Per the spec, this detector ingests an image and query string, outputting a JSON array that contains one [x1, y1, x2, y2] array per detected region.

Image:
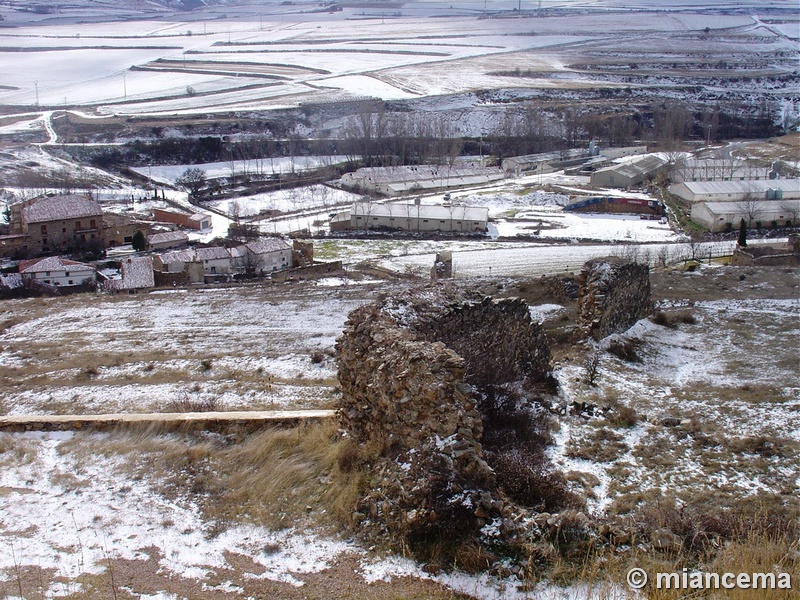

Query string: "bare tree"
[[736, 192, 763, 227], [585, 345, 601, 386], [175, 168, 206, 198], [780, 202, 800, 226]]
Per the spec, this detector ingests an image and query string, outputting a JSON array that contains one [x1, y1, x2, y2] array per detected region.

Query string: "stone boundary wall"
[[270, 261, 344, 282]]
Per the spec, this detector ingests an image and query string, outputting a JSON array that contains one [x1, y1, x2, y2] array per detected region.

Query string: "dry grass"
[[566, 427, 629, 463], [57, 422, 363, 534]]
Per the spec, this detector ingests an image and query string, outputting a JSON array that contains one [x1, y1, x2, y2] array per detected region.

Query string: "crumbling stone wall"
[[577, 257, 652, 339], [335, 286, 552, 552]]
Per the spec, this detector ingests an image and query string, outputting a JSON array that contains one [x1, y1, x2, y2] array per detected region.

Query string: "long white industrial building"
[[331, 202, 489, 233]]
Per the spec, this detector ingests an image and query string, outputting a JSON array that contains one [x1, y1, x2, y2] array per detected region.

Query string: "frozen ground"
[[1, 264, 797, 598]]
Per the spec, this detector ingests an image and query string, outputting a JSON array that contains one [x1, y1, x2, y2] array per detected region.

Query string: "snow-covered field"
[[0, 285, 369, 416], [132, 156, 349, 186], [0, 0, 795, 120]]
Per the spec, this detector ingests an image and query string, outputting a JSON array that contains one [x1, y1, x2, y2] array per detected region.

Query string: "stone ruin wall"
[[335, 287, 552, 540], [577, 257, 652, 340]]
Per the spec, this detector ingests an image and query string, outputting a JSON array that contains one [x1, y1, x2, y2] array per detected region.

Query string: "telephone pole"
[[33, 81, 39, 107]]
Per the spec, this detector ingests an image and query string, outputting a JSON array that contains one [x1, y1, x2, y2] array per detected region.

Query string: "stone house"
[[15, 195, 103, 254], [107, 256, 155, 293]]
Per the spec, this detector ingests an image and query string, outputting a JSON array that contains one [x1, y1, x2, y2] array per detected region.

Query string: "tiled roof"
[[19, 256, 94, 274], [0, 273, 23, 289], [118, 256, 154, 290], [195, 246, 230, 261], [147, 231, 189, 245], [21, 195, 102, 224], [245, 239, 291, 254], [157, 249, 197, 264]]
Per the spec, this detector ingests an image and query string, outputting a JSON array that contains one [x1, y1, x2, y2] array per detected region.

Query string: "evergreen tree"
[[737, 218, 747, 247], [132, 230, 146, 252]]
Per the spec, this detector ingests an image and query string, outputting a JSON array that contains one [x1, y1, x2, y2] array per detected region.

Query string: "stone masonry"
[[335, 285, 551, 550], [577, 257, 652, 340]]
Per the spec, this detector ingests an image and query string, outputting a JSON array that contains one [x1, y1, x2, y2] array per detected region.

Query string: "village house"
[[0, 233, 30, 259], [230, 239, 293, 274], [146, 230, 189, 251], [18, 256, 95, 288], [13, 195, 104, 254], [196, 246, 233, 276], [107, 256, 155, 293], [152, 249, 197, 274]]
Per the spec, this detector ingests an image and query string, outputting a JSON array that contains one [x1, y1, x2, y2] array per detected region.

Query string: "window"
[[90, 219, 96, 229], [68, 280, 74, 285], [62, 228, 67, 233], [423, 219, 429, 223], [65, 271, 70, 276], [41, 225, 47, 234], [45, 271, 51, 276], [75, 221, 82, 230]]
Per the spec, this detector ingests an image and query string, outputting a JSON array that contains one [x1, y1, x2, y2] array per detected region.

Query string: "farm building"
[[670, 158, 772, 183], [501, 146, 647, 177], [691, 199, 800, 232], [340, 165, 504, 196], [564, 196, 663, 216], [153, 208, 213, 230], [337, 202, 489, 233], [13, 195, 103, 254], [669, 179, 800, 204], [18, 256, 95, 288], [590, 154, 668, 188]]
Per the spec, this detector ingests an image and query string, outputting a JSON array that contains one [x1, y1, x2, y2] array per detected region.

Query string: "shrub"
[[607, 338, 641, 363], [651, 309, 697, 328], [605, 402, 639, 428], [310, 351, 325, 364]]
